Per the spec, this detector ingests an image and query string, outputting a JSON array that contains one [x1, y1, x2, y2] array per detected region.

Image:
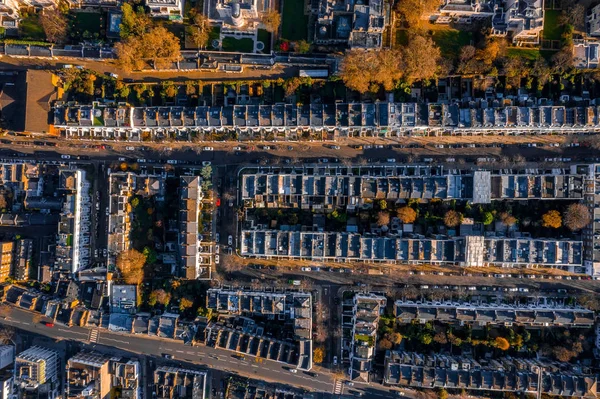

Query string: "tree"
[[391, 332, 403, 345], [563, 203, 591, 231], [444, 210, 462, 228], [482, 211, 494, 225], [433, 331, 448, 344], [377, 211, 390, 226], [179, 297, 194, 312], [0, 194, 7, 210], [437, 388, 449, 399], [541, 210, 562, 229], [294, 40, 311, 53], [402, 33, 441, 84], [0, 326, 14, 344], [495, 337, 510, 351], [396, 0, 441, 27], [160, 82, 178, 100], [261, 10, 281, 33], [39, 8, 68, 44], [378, 199, 388, 210], [116, 249, 146, 285], [189, 14, 210, 49], [115, 81, 131, 99], [553, 346, 576, 362], [201, 165, 213, 180], [313, 347, 324, 363], [499, 212, 517, 227], [116, 26, 181, 71], [397, 206, 417, 224], [339, 49, 403, 93], [120, 3, 151, 39], [378, 337, 393, 350], [419, 333, 433, 345], [551, 49, 573, 74]]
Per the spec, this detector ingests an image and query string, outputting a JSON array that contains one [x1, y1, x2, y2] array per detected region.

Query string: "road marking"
[[251, 365, 258, 368], [102, 337, 129, 344], [88, 329, 99, 343], [333, 380, 343, 395], [176, 350, 184, 353], [58, 329, 87, 337]]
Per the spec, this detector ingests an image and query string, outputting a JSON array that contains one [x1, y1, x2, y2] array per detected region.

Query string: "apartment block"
[[0, 346, 13, 371], [67, 351, 141, 399], [153, 366, 207, 399], [206, 289, 313, 370], [0, 242, 13, 283], [13, 238, 32, 281], [53, 102, 600, 140], [346, 293, 387, 383], [15, 346, 60, 389], [491, 0, 544, 45], [384, 351, 598, 397], [55, 169, 91, 273], [394, 300, 595, 327]]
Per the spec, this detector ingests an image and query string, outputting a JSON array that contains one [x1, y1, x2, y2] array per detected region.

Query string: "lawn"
[[281, 0, 308, 41], [506, 47, 541, 60], [19, 15, 45, 40], [543, 9, 563, 40], [222, 37, 254, 53], [257, 29, 271, 53], [71, 12, 102, 38], [429, 28, 473, 59], [208, 26, 221, 49]]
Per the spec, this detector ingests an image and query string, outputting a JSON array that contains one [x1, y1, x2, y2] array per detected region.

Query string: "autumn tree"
[[397, 206, 417, 224], [433, 331, 448, 344], [396, 0, 441, 27], [542, 210, 562, 229], [116, 249, 147, 285], [495, 337, 510, 351], [444, 210, 462, 228], [377, 211, 390, 226], [499, 212, 517, 227], [378, 337, 393, 350], [402, 33, 441, 84], [116, 26, 181, 71], [294, 40, 311, 53], [391, 332, 402, 345], [0, 194, 7, 210], [313, 347, 324, 363], [179, 297, 194, 312], [189, 14, 210, 49], [551, 49, 573, 74], [437, 388, 449, 399], [532, 57, 552, 90], [261, 10, 281, 33], [339, 49, 403, 93], [149, 289, 171, 306], [39, 8, 68, 44], [0, 326, 14, 344], [563, 203, 591, 231]]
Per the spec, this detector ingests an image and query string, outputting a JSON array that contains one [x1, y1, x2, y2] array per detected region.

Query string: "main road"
[[1, 306, 405, 399]]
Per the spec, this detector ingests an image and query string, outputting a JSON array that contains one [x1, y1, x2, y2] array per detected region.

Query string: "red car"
[[44, 322, 54, 328], [216, 199, 221, 207]]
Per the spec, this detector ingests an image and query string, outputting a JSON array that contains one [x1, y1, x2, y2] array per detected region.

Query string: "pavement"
[[0, 306, 406, 399]]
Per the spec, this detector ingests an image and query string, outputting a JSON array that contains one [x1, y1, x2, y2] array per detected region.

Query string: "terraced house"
[[52, 101, 600, 140]]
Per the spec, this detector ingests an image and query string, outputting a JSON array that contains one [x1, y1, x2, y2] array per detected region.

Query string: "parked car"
[[215, 255, 220, 264], [228, 235, 233, 246], [61, 155, 71, 159], [216, 233, 220, 242], [333, 356, 338, 365], [203, 147, 214, 151], [202, 161, 212, 166], [126, 146, 135, 151]]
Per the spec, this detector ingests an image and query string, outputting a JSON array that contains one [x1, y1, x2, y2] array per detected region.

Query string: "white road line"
[[58, 329, 87, 336], [176, 350, 184, 353], [101, 337, 129, 344], [251, 365, 258, 368]]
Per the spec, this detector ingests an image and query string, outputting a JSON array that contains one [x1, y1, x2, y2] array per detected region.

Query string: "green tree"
[[201, 165, 213, 180], [437, 388, 448, 399], [482, 211, 494, 225], [378, 199, 388, 210], [120, 3, 151, 39], [131, 197, 140, 208], [142, 247, 157, 264], [295, 40, 311, 53]]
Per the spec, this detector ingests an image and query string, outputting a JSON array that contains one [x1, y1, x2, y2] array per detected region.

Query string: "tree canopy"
[[397, 206, 417, 224], [541, 210, 562, 229], [39, 8, 68, 44], [444, 210, 462, 228], [563, 203, 591, 231], [261, 10, 281, 33], [116, 249, 146, 285], [339, 48, 404, 93]]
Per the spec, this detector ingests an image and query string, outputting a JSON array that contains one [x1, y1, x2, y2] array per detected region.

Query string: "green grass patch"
[[19, 15, 45, 40], [66, 235, 73, 247], [395, 29, 409, 47], [281, 0, 308, 41], [257, 29, 271, 53], [543, 10, 563, 41], [208, 26, 221, 49], [71, 12, 102, 37], [507, 47, 541, 61], [222, 36, 254, 53], [430, 28, 473, 59], [93, 116, 104, 126]]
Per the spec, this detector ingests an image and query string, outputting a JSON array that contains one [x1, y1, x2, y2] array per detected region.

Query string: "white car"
[[228, 235, 233, 246], [215, 244, 219, 253], [166, 160, 177, 165], [216, 233, 220, 243], [202, 161, 212, 166], [333, 356, 338, 365], [61, 155, 71, 159], [302, 267, 311, 272], [137, 159, 146, 163], [289, 369, 297, 373], [330, 145, 340, 150], [118, 157, 126, 162], [214, 255, 220, 264], [203, 147, 214, 151], [233, 146, 242, 151], [126, 146, 135, 151]]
